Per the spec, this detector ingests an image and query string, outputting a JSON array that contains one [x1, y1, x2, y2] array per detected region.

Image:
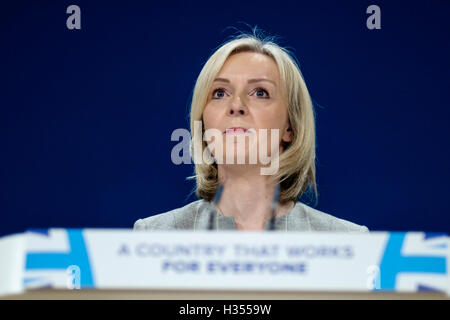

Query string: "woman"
[[134, 30, 369, 232]]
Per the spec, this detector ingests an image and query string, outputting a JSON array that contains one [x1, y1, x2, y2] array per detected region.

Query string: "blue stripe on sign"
[[25, 229, 94, 287], [27, 229, 50, 236], [417, 284, 446, 293], [427, 243, 448, 249], [424, 232, 447, 240], [378, 233, 446, 290]]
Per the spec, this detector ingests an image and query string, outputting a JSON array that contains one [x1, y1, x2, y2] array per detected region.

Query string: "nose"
[[227, 95, 248, 116]]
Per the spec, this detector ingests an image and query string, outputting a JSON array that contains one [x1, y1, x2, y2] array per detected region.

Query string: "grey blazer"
[[133, 199, 369, 232]]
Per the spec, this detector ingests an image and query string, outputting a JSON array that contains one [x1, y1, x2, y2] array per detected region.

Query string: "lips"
[[224, 127, 248, 134]]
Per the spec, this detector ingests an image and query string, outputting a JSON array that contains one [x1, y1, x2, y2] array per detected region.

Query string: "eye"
[[212, 88, 227, 99], [254, 88, 270, 99]]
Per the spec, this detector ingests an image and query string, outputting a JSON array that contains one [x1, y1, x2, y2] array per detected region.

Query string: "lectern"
[[0, 229, 449, 299]]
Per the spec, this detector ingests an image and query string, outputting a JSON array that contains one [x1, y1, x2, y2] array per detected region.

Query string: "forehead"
[[217, 51, 280, 83]]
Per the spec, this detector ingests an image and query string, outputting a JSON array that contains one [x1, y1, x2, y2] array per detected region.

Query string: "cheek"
[[253, 108, 288, 131], [202, 106, 219, 129]]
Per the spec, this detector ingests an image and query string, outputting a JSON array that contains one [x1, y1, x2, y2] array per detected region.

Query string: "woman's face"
[[202, 51, 292, 166]]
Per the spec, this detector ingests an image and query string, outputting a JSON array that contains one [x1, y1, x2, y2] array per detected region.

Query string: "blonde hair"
[[189, 28, 317, 205]]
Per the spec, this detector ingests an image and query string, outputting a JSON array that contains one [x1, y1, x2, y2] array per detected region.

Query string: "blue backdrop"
[[1, 0, 449, 236]]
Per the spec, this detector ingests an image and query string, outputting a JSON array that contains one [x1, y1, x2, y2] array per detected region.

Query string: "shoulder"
[[294, 202, 369, 232], [133, 200, 207, 231]]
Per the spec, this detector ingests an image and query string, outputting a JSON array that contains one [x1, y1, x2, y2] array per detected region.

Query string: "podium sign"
[[1, 229, 449, 297]]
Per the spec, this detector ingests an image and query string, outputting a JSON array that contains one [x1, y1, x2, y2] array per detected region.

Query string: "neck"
[[213, 165, 294, 230]]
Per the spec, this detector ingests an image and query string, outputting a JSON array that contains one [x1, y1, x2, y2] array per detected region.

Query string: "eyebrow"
[[213, 77, 276, 86]]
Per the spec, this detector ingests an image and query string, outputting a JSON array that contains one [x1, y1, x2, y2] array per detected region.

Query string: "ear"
[[282, 126, 292, 143]]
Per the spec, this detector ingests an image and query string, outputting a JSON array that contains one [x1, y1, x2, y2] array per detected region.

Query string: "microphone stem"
[[208, 184, 224, 231], [269, 184, 281, 231]]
